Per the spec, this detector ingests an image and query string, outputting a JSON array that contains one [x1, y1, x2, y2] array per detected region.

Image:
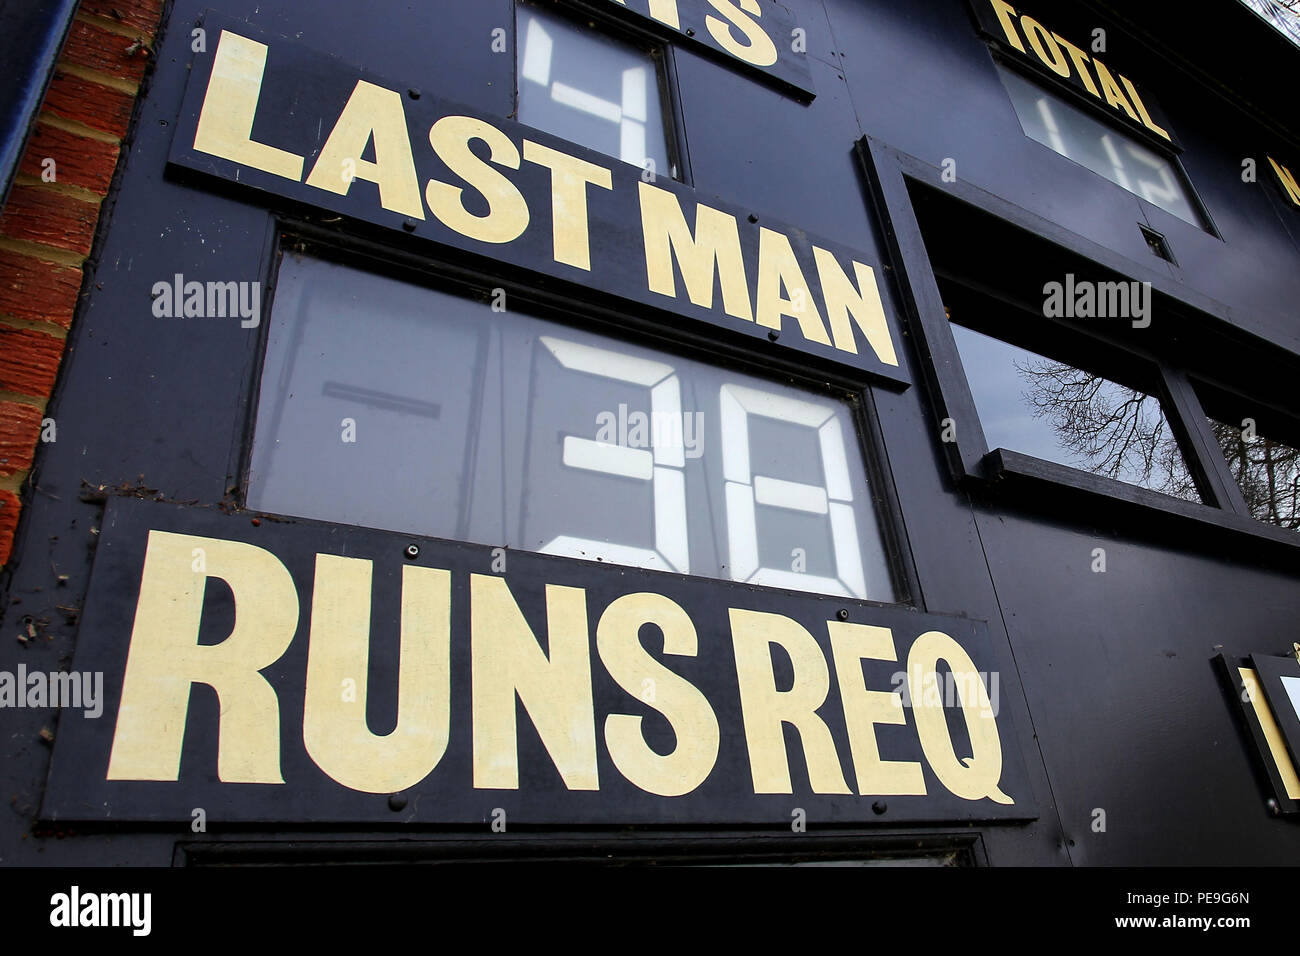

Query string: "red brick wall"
[[0, 0, 165, 566]]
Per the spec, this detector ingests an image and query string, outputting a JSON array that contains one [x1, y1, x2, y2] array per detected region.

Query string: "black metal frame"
[[936, 273, 1218, 503], [858, 134, 1300, 559], [174, 828, 989, 866], [1215, 655, 1300, 817]]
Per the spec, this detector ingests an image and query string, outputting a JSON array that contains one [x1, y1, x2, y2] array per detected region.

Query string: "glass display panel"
[[998, 65, 1204, 228], [248, 254, 898, 602], [518, 3, 672, 177]]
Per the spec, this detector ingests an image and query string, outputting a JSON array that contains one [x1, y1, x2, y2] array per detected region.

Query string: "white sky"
[[1239, 0, 1300, 46]]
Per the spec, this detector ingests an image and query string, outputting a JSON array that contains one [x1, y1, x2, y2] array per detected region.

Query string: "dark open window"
[[859, 136, 1300, 558], [1194, 380, 1300, 531], [943, 286, 1202, 503]]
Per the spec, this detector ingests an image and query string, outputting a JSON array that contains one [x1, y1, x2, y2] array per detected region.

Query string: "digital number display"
[[999, 66, 1204, 228], [248, 255, 898, 602], [517, 3, 672, 176]]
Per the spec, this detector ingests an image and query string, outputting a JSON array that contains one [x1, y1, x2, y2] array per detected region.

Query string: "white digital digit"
[[1100, 134, 1133, 191], [520, 14, 651, 167], [619, 67, 648, 167], [1125, 143, 1188, 217], [1035, 96, 1068, 157], [719, 384, 868, 598], [539, 336, 689, 573], [520, 15, 554, 87]]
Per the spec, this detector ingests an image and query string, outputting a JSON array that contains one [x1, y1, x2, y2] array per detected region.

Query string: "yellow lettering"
[[1020, 16, 1069, 77], [1119, 75, 1171, 141], [193, 31, 304, 180], [302, 557, 450, 794], [988, 0, 1026, 53], [812, 246, 899, 365], [729, 608, 851, 795], [908, 631, 1012, 804], [1268, 157, 1300, 207], [1053, 33, 1100, 97], [426, 116, 531, 244], [609, 0, 683, 31], [1093, 59, 1140, 123], [522, 140, 612, 271], [756, 227, 831, 346], [828, 622, 926, 796], [305, 80, 425, 219], [704, 0, 778, 67], [653, 0, 683, 30], [107, 531, 298, 783], [597, 593, 720, 797], [639, 181, 753, 321], [471, 575, 598, 790]]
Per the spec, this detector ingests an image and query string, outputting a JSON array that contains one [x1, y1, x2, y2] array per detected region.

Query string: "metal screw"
[[686, 28, 695, 36], [767, 329, 780, 342], [837, 609, 849, 621], [747, 213, 759, 223], [408, 88, 421, 100], [405, 544, 420, 560], [872, 801, 887, 815], [403, 219, 418, 232], [1267, 798, 1281, 816], [388, 793, 407, 811]]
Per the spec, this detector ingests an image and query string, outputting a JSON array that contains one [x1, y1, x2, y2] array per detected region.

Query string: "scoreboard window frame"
[[859, 135, 1300, 559], [939, 288, 1207, 506], [1190, 378, 1300, 533], [992, 57, 1216, 235], [238, 225, 922, 609]]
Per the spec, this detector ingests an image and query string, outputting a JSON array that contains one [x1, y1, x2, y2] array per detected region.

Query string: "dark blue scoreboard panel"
[[4, 0, 1300, 867]]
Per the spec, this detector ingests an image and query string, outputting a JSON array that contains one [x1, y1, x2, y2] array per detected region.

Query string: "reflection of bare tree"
[[1210, 421, 1300, 529], [1015, 358, 1200, 501], [1242, 0, 1300, 47], [1017, 358, 1300, 524]]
